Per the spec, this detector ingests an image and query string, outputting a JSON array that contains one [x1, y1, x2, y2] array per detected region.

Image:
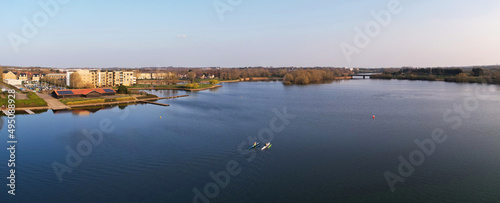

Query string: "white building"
[[4, 79, 22, 86]]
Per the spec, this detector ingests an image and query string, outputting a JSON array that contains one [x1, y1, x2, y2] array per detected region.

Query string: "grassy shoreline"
[[0, 92, 48, 108]]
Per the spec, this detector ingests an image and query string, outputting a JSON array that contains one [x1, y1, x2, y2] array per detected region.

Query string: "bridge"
[[349, 74, 374, 79]]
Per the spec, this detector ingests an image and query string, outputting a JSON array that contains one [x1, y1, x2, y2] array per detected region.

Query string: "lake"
[[2, 79, 500, 202]]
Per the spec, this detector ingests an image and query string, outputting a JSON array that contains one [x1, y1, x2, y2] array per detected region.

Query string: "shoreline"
[[5, 95, 188, 113], [128, 85, 222, 91]]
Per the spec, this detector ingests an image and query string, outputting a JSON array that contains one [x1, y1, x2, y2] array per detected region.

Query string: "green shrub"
[[185, 83, 200, 89], [117, 85, 129, 94], [209, 79, 219, 85]]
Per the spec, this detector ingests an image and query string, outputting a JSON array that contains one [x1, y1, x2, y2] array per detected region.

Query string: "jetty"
[[136, 95, 188, 107], [140, 101, 170, 107], [157, 95, 189, 100]]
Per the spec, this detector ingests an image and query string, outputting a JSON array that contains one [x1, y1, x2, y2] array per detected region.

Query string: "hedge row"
[[115, 97, 137, 101], [66, 99, 105, 105]]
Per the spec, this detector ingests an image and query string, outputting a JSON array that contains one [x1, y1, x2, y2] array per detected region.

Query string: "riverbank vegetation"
[[371, 67, 500, 84], [66, 99, 106, 105], [166, 67, 351, 81], [282, 69, 350, 85]]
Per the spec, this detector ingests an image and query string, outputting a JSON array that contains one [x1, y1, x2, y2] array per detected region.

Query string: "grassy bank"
[[16, 92, 48, 107], [0, 92, 48, 108]]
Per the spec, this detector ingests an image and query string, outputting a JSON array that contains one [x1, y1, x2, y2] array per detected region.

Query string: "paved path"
[[36, 93, 70, 110]]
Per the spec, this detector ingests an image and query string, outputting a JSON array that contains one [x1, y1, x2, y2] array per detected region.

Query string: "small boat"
[[248, 142, 261, 149], [261, 142, 272, 150]]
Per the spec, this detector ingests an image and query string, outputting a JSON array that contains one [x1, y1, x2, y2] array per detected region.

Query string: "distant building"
[[3, 71, 17, 80], [32, 74, 41, 82], [51, 88, 116, 99], [136, 72, 152, 80], [45, 73, 67, 85], [18, 73, 28, 81], [4, 79, 22, 86], [65, 70, 137, 88], [120, 71, 136, 86]]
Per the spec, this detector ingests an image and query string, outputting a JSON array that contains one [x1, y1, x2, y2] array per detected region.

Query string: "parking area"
[[22, 81, 67, 93]]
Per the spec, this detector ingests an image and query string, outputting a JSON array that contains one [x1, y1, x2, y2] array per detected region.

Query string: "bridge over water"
[[349, 73, 376, 79]]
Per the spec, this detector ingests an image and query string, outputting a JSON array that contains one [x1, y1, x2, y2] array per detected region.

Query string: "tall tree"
[[70, 72, 82, 88], [187, 72, 196, 83]]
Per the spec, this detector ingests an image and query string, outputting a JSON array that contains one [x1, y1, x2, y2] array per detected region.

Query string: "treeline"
[[166, 67, 351, 82], [371, 74, 437, 81], [444, 71, 500, 84], [170, 68, 279, 80], [401, 68, 463, 76], [282, 69, 349, 85], [371, 67, 500, 84]]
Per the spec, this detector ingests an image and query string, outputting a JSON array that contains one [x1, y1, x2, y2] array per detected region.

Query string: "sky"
[[1, 0, 499, 68]]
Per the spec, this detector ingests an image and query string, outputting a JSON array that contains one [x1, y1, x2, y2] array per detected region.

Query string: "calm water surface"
[[1, 80, 500, 202]]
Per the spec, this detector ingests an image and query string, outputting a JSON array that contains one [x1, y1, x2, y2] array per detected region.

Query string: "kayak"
[[261, 143, 272, 150], [248, 143, 261, 149]]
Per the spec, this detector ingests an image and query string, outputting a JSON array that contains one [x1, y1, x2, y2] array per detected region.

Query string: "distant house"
[[51, 88, 116, 99], [32, 74, 41, 82], [18, 73, 28, 81], [3, 71, 17, 80]]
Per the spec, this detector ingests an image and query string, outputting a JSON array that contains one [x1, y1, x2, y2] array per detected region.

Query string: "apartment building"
[[120, 71, 136, 86], [45, 73, 67, 85], [67, 70, 136, 88]]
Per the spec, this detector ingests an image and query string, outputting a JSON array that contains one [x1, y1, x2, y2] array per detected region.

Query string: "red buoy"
[[372, 115, 375, 119]]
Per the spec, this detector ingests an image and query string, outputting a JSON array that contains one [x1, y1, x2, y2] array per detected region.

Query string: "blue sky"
[[1, 0, 499, 68]]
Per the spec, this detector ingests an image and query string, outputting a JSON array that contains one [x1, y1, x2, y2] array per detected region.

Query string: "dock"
[[140, 101, 170, 107], [25, 109, 35, 114], [157, 95, 189, 100]]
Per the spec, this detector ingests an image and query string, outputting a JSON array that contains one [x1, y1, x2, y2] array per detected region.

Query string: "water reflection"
[[53, 106, 117, 116]]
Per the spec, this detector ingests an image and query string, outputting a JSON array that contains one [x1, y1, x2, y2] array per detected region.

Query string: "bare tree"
[[187, 72, 196, 83], [70, 72, 82, 88]]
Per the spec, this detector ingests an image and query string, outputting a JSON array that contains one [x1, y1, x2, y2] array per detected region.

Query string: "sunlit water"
[[1, 80, 500, 202]]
